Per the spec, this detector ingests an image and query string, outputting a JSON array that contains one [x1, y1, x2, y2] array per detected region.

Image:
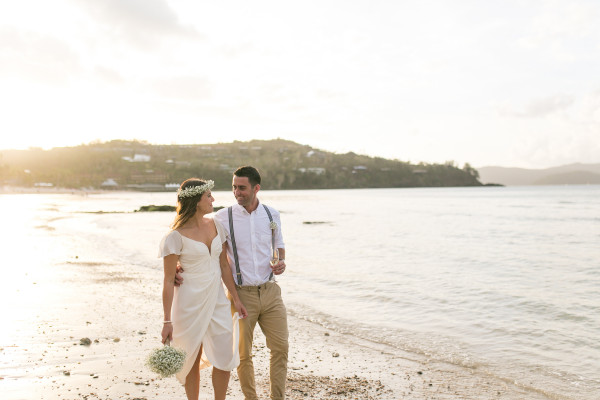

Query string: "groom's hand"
[[271, 260, 286, 275], [174, 264, 184, 286]]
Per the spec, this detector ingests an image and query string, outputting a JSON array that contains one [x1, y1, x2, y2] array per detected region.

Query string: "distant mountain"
[[0, 139, 483, 190], [477, 163, 600, 186]]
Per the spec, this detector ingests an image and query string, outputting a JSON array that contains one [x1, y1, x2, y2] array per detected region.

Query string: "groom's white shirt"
[[214, 200, 284, 286]]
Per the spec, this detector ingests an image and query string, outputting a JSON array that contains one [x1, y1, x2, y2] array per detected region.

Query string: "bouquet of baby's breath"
[[146, 342, 186, 377]]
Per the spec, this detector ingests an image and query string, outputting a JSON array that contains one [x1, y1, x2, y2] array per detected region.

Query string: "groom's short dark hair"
[[234, 166, 261, 186]]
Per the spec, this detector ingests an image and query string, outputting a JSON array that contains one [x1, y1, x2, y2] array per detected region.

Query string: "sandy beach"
[[1, 252, 554, 400]]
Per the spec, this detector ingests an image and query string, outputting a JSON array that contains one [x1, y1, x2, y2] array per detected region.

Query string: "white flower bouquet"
[[146, 343, 186, 377]]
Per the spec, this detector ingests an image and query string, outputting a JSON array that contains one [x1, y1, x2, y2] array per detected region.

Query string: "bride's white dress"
[[158, 220, 239, 384]]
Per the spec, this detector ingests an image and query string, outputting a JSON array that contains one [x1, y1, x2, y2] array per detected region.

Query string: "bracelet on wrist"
[[163, 321, 172, 324]]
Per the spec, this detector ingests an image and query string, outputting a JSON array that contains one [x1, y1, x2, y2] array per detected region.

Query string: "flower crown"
[[177, 180, 214, 199]]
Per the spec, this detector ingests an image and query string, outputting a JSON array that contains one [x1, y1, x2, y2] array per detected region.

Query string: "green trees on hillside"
[[1, 139, 482, 190]]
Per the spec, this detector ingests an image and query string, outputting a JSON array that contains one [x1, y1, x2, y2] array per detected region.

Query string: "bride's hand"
[[161, 323, 173, 344], [234, 300, 248, 319]]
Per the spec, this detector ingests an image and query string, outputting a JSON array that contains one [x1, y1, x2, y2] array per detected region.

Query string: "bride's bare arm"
[[162, 254, 178, 343]]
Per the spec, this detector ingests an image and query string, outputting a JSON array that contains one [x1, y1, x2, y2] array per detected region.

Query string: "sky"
[[1, 0, 599, 168]]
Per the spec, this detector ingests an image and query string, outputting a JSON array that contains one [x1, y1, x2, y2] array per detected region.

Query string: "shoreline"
[[1, 255, 557, 400], [0, 186, 107, 195]]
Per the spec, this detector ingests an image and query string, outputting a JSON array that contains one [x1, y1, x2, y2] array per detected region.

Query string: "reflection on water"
[[0, 195, 74, 348]]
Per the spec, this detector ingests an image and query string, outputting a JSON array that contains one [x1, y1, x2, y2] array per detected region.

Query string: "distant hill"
[[0, 139, 482, 190], [477, 163, 600, 186]]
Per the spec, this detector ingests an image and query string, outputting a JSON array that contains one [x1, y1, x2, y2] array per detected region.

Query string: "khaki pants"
[[229, 281, 288, 400]]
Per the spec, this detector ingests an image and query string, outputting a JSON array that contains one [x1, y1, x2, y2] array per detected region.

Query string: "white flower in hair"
[[177, 180, 214, 198]]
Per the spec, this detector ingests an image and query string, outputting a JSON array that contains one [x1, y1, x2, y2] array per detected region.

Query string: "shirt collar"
[[234, 198, 261, 215]]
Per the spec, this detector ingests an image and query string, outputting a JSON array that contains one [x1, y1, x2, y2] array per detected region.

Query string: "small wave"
[[553, 311, 591, 322], [94, 276, 137, 283], [34, 225, 55, 231], [46, 216, 67, 222], [76, 210, 127, 214], [64, 261, 116, 267], [287, 304, 481, 368], [287, 304, 595, 400]]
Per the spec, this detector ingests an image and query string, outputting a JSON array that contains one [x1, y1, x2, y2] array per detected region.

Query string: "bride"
[[159, 178, 247, 400]]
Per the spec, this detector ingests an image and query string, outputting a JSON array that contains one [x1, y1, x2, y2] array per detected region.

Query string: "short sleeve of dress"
[[158, 230, 183, 258], [214, 219, 227, 245]]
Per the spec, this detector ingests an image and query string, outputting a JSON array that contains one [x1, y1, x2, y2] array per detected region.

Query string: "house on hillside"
[[122, 154, 151, 162], [298, 167, 326, 175], [101, 178, 118, 188]]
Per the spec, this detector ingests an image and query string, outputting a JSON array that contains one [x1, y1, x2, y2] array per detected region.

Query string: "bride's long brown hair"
[[171, 178, 209, 230]]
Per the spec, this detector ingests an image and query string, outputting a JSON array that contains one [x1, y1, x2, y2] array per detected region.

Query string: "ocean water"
[[1, 185, 598, 399]]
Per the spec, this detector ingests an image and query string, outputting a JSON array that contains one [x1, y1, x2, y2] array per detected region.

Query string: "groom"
[[214, 166, 288, 400]]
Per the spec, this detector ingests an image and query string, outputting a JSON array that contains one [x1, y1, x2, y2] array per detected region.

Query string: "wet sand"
[[1, 257, 553, 399]]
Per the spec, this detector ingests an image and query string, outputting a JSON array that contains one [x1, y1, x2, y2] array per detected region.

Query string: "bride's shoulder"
[[210, 217, 224, 229], [162, 229, 182, 241]]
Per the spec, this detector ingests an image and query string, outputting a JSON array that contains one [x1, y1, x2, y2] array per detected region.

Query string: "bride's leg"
[[184, 345, 203, 400], [212, 367, 231, 400]]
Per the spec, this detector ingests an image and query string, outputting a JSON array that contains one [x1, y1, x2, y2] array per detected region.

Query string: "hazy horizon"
[[1, 1, 599, 169]]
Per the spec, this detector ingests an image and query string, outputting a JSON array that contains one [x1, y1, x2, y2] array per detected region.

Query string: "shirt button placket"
[[250, 211, 258, 282]]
